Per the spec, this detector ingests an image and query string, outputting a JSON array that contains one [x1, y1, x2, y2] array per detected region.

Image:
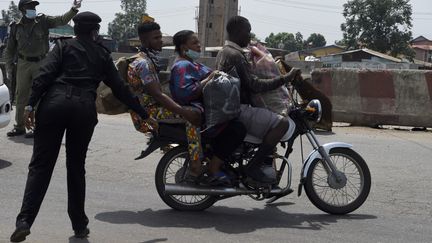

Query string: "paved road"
[[0, 113, 431, 243]]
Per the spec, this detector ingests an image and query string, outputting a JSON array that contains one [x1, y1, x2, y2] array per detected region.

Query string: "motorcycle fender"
[[301, 142, 352, 178]]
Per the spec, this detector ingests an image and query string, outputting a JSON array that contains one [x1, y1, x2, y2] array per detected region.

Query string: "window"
[[208, 22, 212, 28]]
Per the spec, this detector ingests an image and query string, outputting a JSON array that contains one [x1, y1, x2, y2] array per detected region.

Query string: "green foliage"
[[306, 33, 326, 48], [108, 0, 147, 44], [265, 32, 327, 51], [340, 0, 414, 58], [334, 39, 347, 47], [265, 32, 304, 51], [1, 1, 21, 25], [250, 32, 260, 42]]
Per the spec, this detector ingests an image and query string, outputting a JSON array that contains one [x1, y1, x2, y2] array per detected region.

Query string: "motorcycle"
[[137, 91, 371, 215]]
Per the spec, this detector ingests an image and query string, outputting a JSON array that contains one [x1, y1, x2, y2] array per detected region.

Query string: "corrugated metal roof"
[[299, 44, 345, 53], [412, 45, 432, 51], [325, 48, 402, 63]]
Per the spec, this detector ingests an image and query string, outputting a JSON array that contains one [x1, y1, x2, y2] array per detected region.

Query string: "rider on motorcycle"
[[126, 20, 204, 177], [170, 30, 247, 185], [216, 16, 301, 184]]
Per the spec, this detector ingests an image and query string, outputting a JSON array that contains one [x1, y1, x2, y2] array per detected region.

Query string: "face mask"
[[185, 49, 200, 60], [25, 10, 37, 19]]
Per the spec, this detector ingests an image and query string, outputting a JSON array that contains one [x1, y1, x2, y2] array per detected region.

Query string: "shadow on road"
[[7, 136, 34, 146], [68, 236, 90, 243], [0, 159, 12, 169], [140, 239, 168, 243], [95, 205, 376, 234], [314, 130, 335, 136]]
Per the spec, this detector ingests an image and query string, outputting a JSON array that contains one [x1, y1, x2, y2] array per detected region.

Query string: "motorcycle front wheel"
[[304, 147, 371, 214], [155, 146, 217, 211]]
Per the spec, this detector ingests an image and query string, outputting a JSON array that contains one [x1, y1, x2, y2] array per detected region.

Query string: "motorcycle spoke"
[[312, 153, 364, 207], [164, 151, 212, 206]]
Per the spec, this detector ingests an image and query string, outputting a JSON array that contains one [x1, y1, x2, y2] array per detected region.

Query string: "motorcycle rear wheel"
[[155, 146, 217, 211], [304, 147, 371, 214]]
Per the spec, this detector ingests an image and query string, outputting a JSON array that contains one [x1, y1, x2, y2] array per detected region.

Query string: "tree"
[[305, 33, 326, 48], [334, 39, 347, 47], [1, 1, 21, 25], [250, 32, 260, 42], [340, 0, 414, 58], [108, 0, 147, 44], [265, 32, 304, 52]]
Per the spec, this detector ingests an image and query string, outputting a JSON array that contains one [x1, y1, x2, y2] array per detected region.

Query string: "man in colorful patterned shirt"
[[127, 20, 204, 178]]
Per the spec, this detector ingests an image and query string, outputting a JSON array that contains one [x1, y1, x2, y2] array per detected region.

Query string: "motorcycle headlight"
[[305, 99, 322, 123]]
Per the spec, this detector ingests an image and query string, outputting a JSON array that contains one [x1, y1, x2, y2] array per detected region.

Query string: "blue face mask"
[[25, 10, 37, 19], [185, 49, 200, 60]]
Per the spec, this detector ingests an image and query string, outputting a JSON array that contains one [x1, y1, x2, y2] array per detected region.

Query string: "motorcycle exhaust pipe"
[[164, 183, 283, 196]]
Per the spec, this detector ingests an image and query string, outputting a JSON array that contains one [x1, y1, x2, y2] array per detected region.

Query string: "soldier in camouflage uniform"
[[4, 0, 82, 138]]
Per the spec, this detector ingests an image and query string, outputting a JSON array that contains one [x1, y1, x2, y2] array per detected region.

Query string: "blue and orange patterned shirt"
[[169, 59, 212, 107]]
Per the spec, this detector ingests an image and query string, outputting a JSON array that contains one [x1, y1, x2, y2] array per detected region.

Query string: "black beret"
[[73, 11, 102, 25]]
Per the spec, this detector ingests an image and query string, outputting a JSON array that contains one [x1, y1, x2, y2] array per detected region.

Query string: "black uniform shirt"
[[28, 37, 149, 119]]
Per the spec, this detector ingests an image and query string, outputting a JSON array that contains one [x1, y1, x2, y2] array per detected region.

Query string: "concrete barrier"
[[310, 68, 432, 127]]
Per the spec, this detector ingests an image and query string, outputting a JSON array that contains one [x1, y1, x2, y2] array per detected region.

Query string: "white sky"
[[1, 0, 431, 44]]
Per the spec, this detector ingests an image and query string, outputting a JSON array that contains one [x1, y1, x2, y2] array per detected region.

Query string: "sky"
[[1, 0, 431, 44]]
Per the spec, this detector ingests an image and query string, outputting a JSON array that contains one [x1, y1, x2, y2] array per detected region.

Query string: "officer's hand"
[[182, 108, 202, 127], [283, 67, 302, 84], [24, 110, 35, 130], [144, 117, 158, 134], [72, 0, 82, 9], [201, 71, 216, 86]]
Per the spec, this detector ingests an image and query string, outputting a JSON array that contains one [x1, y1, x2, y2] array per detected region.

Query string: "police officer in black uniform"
[[10, 12, 157, 242]]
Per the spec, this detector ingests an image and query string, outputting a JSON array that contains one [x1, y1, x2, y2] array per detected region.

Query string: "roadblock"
[[310, 68, 432, 127]]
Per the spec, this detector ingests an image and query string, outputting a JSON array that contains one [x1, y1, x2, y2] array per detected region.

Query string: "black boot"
[[10, 221, 31, 242], [245, 156, 276, 184], [74, 228, 90, 238], [7, 128, 26, 137]]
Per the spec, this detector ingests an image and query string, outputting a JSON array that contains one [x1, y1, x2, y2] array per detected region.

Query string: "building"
[[410, 36, 432, 63], [127, 34, 173, 48], [198, 0, 238, 48], [320, 48, 418, 69], [49, 24, 74, 38], [286, 45, 345, 61]]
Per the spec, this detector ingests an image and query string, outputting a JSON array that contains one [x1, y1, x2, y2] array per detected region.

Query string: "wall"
[[310, 68, 432, 127]]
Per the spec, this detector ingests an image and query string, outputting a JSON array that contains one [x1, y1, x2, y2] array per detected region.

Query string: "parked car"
[[0, 67, 11, 128]]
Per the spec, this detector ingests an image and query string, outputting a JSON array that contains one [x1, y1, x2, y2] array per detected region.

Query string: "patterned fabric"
[[169, 59, 212, 107], [127, 51, 203, 162], [129, 106, 202, 162]]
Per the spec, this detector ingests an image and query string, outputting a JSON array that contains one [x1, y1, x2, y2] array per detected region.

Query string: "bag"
[[203, 71, 241, 128], [95, 54, 140, 115], [249, 44, 292, 116]]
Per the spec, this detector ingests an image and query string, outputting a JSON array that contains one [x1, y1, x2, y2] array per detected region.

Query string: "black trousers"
[[211, 120, 247, 161], [16, 87, 98, 231]]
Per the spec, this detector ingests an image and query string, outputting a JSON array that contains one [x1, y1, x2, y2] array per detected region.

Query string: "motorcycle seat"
[[244, 116, 296, 144]]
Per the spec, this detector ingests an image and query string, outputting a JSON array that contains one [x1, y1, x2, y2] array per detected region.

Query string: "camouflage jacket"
[[4, 8, 78, 74]]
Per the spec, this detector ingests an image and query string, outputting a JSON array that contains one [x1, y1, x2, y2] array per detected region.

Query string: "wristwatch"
[[24, 105, 33, 112]]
